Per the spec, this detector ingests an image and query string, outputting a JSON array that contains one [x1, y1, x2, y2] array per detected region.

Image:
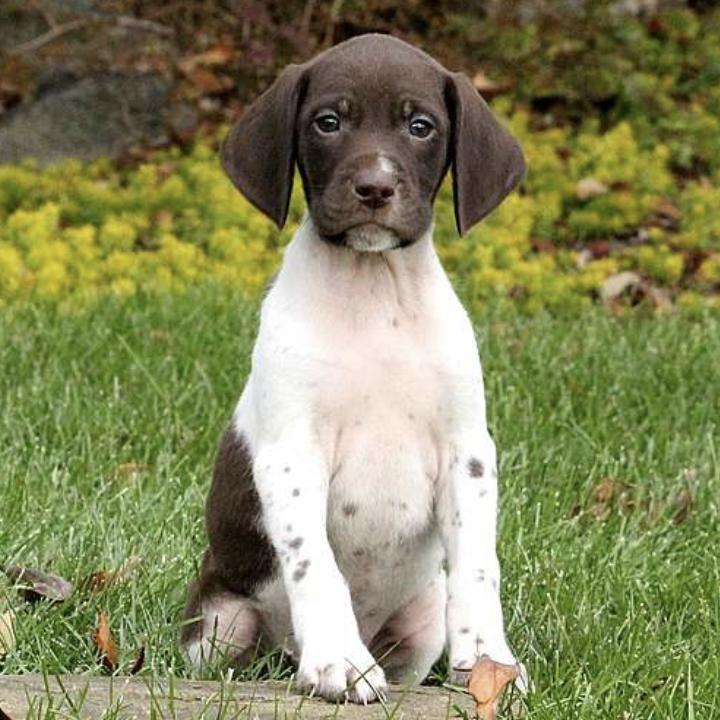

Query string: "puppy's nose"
[[353, 166, 398, 208]]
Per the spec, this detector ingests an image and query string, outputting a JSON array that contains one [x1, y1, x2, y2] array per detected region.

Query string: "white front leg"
[[253, 432, 387, 703], [437, 428, 518, 682]]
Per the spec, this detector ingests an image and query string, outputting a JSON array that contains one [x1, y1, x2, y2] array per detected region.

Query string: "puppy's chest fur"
[[240, 222, 483, 602]]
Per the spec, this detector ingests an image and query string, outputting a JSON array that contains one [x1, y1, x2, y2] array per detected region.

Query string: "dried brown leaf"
[[185, 67, 232, 94], [3, 565, 72, 603], [93, 610, 119, 673], [178, 46, 234, 74], [591, 477, 632, 519], [655, 198, 681, 222], [671, 486, 695, 525], [85, 556, 143, 592], [0, 610, 16, 658], [468, 655, 519, 720]]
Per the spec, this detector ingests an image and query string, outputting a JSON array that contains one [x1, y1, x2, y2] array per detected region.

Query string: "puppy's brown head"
[[222, 34, 525, 250]]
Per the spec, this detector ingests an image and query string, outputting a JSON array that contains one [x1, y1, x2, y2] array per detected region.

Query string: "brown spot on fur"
[[468, 458, 484, 478], [343, 502, 358, 517], [182, 428, 277, 646], [293, 559, 311, 582]]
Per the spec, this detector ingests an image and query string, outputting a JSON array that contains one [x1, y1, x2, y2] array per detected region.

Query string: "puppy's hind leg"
[[181, 558, 261, 669]]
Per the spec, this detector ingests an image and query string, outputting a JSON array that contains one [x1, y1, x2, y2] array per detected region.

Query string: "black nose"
[[353, 166, 398, 208]]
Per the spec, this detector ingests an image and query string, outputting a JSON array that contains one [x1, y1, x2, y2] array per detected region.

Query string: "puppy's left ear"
[[221, 64, 307, 228], [445, 72, 526, 235]]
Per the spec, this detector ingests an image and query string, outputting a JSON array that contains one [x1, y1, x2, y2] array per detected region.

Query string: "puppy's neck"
[[294, 214, 437, 280], [273, 216, 444, 326]]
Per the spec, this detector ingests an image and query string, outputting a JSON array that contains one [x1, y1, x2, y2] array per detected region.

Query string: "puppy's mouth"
[[324, 223, 414, 253]]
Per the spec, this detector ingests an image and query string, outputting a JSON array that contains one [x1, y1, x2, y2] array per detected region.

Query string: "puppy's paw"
[[297, 645, 387, 704]]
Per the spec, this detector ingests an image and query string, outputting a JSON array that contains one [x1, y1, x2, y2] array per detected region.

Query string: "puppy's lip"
[[322, 221, 411, 246]]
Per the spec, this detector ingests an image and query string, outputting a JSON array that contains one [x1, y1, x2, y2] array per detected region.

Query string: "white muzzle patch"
[[345, 224, 400, 252]]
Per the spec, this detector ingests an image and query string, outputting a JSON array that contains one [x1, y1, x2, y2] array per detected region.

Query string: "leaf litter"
[[3, 565, 72, 603], [468, 655, 521, 720]]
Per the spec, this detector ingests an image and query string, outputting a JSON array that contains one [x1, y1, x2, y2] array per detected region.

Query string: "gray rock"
[[0, 73, 171, 165], [0, 674, 475, 719]]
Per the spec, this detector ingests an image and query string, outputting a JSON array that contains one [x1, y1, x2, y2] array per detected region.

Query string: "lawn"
[[1, 289, 718, 718]]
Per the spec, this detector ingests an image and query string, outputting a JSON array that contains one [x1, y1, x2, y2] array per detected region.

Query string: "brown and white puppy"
[[182, 33, 526, 703]]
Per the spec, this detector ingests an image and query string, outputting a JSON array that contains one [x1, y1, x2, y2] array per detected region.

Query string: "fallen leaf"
[[576, 177, 609, 200], [129, 645, 146, 675], [671, 486, 695, 525], [599, 271, 642, 303], [590, 477, 635, 520], [468, 655, 520, 720], [178, 46, 235, 75], [93, 610, 119, 673], [586, 239, 611, 258], [3, 565, 72, 603], [472, 71, 514, 99], [85, 556, 143, 591], [655, 198, 681, 223], [531, 238, 556, 253], [0, 610, 16, 658], [185, 67, 233, 94]]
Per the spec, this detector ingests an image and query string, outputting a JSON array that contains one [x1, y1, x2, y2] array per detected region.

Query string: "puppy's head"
[[222, 34, 525, 251]]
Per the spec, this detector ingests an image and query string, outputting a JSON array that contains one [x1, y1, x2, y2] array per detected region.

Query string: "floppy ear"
[[221, 64, 307, 228], [445, 72, 526, 235]]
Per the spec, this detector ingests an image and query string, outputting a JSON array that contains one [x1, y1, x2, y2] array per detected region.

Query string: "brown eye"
[[409, 116, 434, 139], [315, 113, 341, 133]]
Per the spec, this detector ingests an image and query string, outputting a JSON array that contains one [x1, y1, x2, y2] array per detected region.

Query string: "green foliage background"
[[1, 3, 720, 313]]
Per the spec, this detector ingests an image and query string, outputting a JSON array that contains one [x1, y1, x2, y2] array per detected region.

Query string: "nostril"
[[355, 183, 375, 199], [379, 185, 395, 199]]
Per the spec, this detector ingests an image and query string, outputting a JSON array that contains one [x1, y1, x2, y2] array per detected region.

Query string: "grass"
[[0, 288, 718, 718]]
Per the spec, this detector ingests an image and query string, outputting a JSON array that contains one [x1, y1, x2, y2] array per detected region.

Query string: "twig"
[[322, 0, 344, 48], [9, 12, 173, 55], [300, 0, 318, 36], [115, 16, 174, 36], [10, 18, 87, 54]]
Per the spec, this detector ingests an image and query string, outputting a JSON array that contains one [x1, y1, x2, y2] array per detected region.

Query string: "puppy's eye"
[[408, 116, 435, 139], [314, 113, 341, 134]]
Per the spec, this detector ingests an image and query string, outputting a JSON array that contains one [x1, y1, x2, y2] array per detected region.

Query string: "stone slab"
[[0, 674, 475, 719]]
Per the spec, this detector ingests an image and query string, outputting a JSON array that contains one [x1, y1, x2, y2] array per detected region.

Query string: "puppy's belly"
[[328, 421, 444, 635]]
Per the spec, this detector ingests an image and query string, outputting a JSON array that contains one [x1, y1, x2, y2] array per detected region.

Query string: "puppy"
[[182, 33, 526, 704]]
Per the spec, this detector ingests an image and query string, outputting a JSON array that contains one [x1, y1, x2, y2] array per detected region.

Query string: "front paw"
[[297, 643, 387, 704]]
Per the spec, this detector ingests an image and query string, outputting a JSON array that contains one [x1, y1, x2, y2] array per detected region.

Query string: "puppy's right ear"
[[221, 64, 307, 228]]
